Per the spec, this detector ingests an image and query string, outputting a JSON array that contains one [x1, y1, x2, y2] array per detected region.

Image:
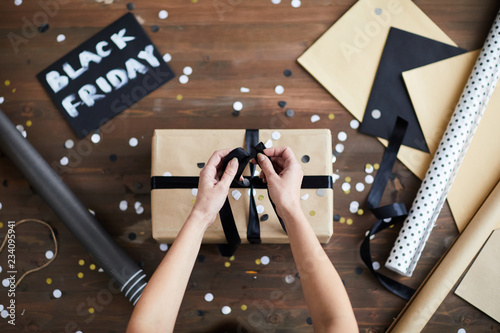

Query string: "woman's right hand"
[[256, 147, 304, 217]]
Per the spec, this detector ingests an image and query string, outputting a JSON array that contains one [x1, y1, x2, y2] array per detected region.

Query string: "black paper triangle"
[[359, 27, 466, 152]]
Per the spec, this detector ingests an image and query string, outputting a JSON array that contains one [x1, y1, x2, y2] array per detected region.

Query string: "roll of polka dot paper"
[[385, 11, 500, 277]]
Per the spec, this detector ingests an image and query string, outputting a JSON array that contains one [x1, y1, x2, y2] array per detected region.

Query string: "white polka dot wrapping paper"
[[385, 10, 500, 277]]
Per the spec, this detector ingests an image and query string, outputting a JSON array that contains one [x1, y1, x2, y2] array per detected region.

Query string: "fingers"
[[257, 153, 278, 180], [263, 146, 296, 160], [218, 158, 239, 189], [205, 148, 233, 169]]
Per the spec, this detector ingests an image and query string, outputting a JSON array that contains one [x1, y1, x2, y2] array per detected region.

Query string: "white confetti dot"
[[1, 310, 7, 318], [163, 171, 172, 176], [53, 289, 62, 298], [119, 200, 128, 211], [191, 188, 198, 196], [372, 261, 380, 270], [341, 182, 351, 192], [89, 208, 95, 216], [2, 279, 9, 287], [350, 119, 360, 129], [233, 101, 243, 111], [310, 115, 320, 123], [371, 109, 381, 119], [264, 139, 272, 148], [335, 143, 344, 153], [332, 155, 336, 163], [129, 137, 138, 147], [0, 97, 4, 104], [21, 130, 27, 138], [0, 266, 2, 273], [355, 182, 365, 192], [383, 218, 392, 223], [232, 190, 242, 201], [64, 139, 74, 149], [316, 188, 325, 197], [14, 0, 22, 5], [332, 173, 340, 183], [98, 268, 104, 272], [56, 34, 66, 42], [256, 205, 264, 214], [159, 243, 168, 251], [60, 156, 69, 166], [221, 306, 232, 315], [136, 206, 144, 215], [271, 131, 281, 140], [158, 10, 168, 19], [274, 85, 284, 95], [240, 87, 250, 93], [365, 164, 374, 173], [45, 250, 54, 260], [0, 304, 3, 311], [91, 133, 101, 144], [204, 293, 214, 302], [163, 53, 172, 62], [179, 75, 189, 84], [134, 201, 142, 210], [291, 0, 301, 7], [271, 0, 281, 4], [247, 188, 256, 197], [285, 274, 295, 284], [183, 66, 193, 75], [300, 193, 309, 200], [337, 131, 347, 141], [349, 201, 359, 213], [365, 175, 374, 184], [457, 329, 466, 333], [0, 202, 2, 210], [260, 256, 270, 265], [16, 124, 24, 132]]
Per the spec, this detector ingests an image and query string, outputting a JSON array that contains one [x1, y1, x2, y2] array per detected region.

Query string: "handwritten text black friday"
[[45, 28, 162, 118]]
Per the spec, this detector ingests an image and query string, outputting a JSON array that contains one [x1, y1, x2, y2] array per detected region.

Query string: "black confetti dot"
[[306, 317, 313, 325], [260, 214, 269, 222], [197, 254, 205, 263], [127, 2, 135, 10], [136, 182, 143, 189], [151, 25, 159, 33], [285, 109, 294, 117], [3, 179, 8, 187], [283, 69, 292, 77], [136, 260, 145, 268], [38, 23, 49, 33], [128, 232, 137, 240], [197, 163, 205, 168], [355, 267, 363, 275], [278, 101, 287, 108], [333, 214, 340, 221], [109, 154, 117, 162], [301, 155, 310, 163], [231, 110, 240, 117], [196, 310, 205, 316]]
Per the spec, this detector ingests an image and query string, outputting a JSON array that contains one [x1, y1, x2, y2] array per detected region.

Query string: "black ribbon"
[[360, 117, 416, 300]]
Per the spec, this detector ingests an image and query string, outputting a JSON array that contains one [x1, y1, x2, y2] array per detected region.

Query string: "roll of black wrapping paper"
[[0, 109, 146, 305]]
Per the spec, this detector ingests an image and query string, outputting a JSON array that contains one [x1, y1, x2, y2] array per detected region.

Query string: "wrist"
[[277, 203, 303, 222], [187, 208, 215, 231]]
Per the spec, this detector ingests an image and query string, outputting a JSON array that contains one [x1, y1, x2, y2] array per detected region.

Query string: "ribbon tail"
[[218, 197, 241, 257]]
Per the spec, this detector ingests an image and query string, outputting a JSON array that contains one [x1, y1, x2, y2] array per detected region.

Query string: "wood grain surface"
[[0, 0, 499, 332]]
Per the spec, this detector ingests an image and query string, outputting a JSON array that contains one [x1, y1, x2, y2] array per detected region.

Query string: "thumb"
[[218, 158, 238, 189], [257, 153, 277, 180]]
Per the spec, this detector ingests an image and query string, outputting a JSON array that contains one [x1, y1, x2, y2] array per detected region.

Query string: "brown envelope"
[[402, 51, 500, 231], [151, 129, 334, 244], [455, 228, 500, 323]]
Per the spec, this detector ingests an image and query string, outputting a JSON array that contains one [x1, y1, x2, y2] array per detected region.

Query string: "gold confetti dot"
[[328, 113, 335, 120], [78, 272, 84, 279], [309, 210, 316, 216], [12, 88, 16, 93], [46, 278, 52, 285], [241, 304, 247, 311], [346, 218, 353, 225], [78, 259, 85, 266], [345, 176, 351, 182], [88, 307, 95, 314], [389, 224, 394, 228], [255, 259, 261, 265], [258, 195, 264, 201], [192, 0, 198, 3], [26, 120, 32, 127], [245, 270, 257, 274], [224, 262, 231, 268], [229, 255, 235, 261], [0, 222, 3, 228], [374, 163, 380, 170], [357, 209, 364, 215], [4, 80, 10, 86], [176, 94, 183, 101], [339, 217, 345, 224], [192, 198, 196, 205], [345, 190, 350, 195], [89, 264, 96, 270]]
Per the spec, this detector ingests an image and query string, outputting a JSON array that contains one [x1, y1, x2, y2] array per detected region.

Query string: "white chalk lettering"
[[62, 94, 81, 117], [110, 28, 135, 50], [78, 84, 105, 107], [137, 45, 160, 67], [46, 70, 69, 93]]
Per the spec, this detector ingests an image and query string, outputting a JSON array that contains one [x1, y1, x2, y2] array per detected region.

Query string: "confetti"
[[350, 119, 360, 129], [309, 210, 316, 216], [306, 317, 313, 325], [204, 293, 214, 302], [255, 258, 261, 265], [346, 218, 353, 225], [0, 97, 4, 104], [337, 131, 347, 141], [260, 214, 269, 221], [91, 133, 101, 144], [349, 201, 359, 214], [271, 131, 281, 140], [119, 200, 128, 211], [233, 101, 243, 111], [126, 2, 135, 10], [256, 205, 265, 214], [56, 34, 66, 42], [264, 139, 272, 148], [457, 329, 466, 333], [158, 10, 168, 19], [163, 171, 172, 176], [64, 139, 74, 149], [241, 304, 248, 311], [14, 0, 22, 5], [88, 307, 95, 314], [316, 189, 325, 197], [260, 256, 270, 265], [310, 114, 320, 123], [257, 195, 264, 201], [26, 120, 32, 127], [301, 155, 310, 163], [45, 250, 54, 260], [179, 75, 189, 84], [60, 157, 69, 166], [365, 163, 374, 173], [291, 0, 301, 8], [89, 264, 96, 270], [240, 87, 250, 93], [328, 113, 335, 120], [191, 188, 198, 196], [229, 255, 235, 261], [285, 274, 295, 284], [176, 94, 183, 101], [129, 137, 138, 147], [151, 25, 159, 33], [38, 23, 50, 33], [4, 80, 10, 86], [371, 109, 381, 119], [78, 259, 85, 266], [2, 279, 9, 287], [300, 193, 309, 200], [183, 66, 193, 75], [224, 262, 231, 267], [221, 306, 232, 315], [271, 0, 281, 4], [285, 109, 295, 117], [365, 175, 374, 184], [357, 209, 364, 215], [163, 53, 172, 62], [232, 190, 242, 200], [332, 155, 337, 163], [159, 243, 168, 251], [341, 182, 351, 192], [335, 143, 344, 153], [274, 85, 284, 95], [53, 289, 62, 298], [355, 182, 365, 192], [1, 310, 8, 318], [278, 101, 286, 108], [78, 272, 84, 279], [374, 163, 380, 170]]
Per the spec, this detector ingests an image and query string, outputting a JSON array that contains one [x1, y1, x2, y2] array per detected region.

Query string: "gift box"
[[151, 129, 334, 244]]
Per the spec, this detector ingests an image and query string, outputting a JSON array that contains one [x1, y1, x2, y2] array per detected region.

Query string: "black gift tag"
[[37, 13, 175, 138]]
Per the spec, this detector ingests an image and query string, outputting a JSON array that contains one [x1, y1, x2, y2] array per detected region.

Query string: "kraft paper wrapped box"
[[151, 129, 334, 244]]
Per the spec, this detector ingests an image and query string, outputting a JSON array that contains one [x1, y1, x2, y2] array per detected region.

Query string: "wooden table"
[[0, 0, 498, 332]]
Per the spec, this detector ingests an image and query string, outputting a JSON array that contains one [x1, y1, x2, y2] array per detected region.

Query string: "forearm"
[[282, 208, 357, 332], [127, 210, 209, 333]]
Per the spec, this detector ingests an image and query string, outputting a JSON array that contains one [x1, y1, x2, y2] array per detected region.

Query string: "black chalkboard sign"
[[37, 13, 174, 138]]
